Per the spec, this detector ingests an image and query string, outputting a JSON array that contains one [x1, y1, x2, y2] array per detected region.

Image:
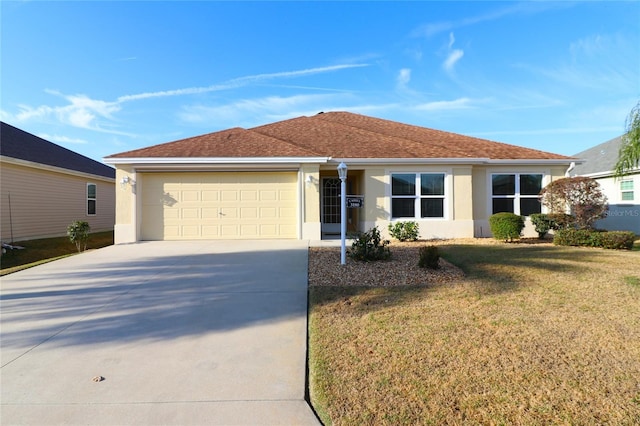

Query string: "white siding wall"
[[594, 173, 640, 234], [0, 161, 115, 242]]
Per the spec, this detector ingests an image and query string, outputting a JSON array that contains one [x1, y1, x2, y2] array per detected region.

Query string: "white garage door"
[[141, 172, 298, 240]]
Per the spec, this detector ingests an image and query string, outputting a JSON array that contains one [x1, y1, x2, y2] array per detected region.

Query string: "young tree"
[[614, 101, 640, 177], [539, 177, 608, 229], [67, 220, 91, 253]]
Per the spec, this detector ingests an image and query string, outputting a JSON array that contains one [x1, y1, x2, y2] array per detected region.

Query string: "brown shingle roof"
[[2, 122, 115, 178], [106, 112, 572, 161], [107, 127, 321, 158]]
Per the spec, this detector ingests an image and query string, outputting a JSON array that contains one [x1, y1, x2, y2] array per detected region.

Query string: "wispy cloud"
[[443, 33, 464, 74], [396, 68, 412, 90], [515, 33, 637, 93], [117, 64, 369, 102], [179, 93, 345, 126], [415, 97, 473, 111], [4, 63, 370, 134], [7, 90, 128, 136], [412, 2, 565, 38], [38, 133, 88, 144]]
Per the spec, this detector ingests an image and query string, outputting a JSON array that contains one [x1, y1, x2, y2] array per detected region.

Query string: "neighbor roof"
[[1, 122, 115, 179], [572, 135, 635, 177], [106, 111, 572, 161]]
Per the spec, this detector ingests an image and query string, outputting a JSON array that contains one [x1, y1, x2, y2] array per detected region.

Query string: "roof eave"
[[329, 158, 577, 166], [104, 156, 331, 165], [484, 158, 581, 166], [2, 155, 115, 182]]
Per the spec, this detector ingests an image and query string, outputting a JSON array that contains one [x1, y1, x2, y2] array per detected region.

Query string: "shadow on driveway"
[[1, 241, 308, 361]]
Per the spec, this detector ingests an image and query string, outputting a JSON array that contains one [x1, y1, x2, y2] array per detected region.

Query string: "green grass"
[[1, 231, 114, 275], [308, 242, 640, 425]]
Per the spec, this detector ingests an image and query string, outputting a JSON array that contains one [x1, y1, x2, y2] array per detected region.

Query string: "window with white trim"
[[491, 173, 542, 216], [391, 173, 445, 219], [87, 183, 97, 215], [620, 179, 634, 201]]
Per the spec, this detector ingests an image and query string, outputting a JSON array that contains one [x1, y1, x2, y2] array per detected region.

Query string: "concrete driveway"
[[0, 240, 320, 425]]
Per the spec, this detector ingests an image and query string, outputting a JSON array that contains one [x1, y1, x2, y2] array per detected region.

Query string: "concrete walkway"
[[0, 240, 320, 425]]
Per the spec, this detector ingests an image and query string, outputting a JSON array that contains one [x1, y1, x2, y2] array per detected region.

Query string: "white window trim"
[[87, 183, 97, 216], [489, 172, 546, 217], [620, 179, 634, 202], [389, 172, 448, 220]]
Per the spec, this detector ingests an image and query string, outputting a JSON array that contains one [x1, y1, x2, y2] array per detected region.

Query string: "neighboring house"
[[1, 122, 115, 242], [572, 136, 640, 235], [104, 111, 575, 243]]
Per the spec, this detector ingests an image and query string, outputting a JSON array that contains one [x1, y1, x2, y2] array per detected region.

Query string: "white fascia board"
[[329, 158, 490, 165], [329, 158, 577, 166], [482, 159, 580, 166], [104, 156, 331, 166]]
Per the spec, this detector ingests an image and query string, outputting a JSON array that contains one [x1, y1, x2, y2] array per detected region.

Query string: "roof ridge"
[[315, 111, 571, 159], [312, 112, 474, 158]]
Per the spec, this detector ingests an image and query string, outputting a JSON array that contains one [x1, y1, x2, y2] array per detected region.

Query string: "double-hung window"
[[620, 180, 634, 202], [391, 173, 445, 219], [491, 173, 542, 216], [87, 183, 97, 215]]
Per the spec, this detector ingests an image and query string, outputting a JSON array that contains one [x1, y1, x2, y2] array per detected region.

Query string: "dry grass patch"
[[308, 241, 640, 425], [0, 231, 114, 275]]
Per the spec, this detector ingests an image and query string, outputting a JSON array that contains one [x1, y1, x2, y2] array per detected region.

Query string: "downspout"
[[565, 161, 576, 177]]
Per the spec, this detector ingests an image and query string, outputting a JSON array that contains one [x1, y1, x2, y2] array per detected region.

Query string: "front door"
[[321, 178, 341, 236]]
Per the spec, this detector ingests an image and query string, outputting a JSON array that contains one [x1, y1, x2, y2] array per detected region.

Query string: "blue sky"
[[1, 1, 639, 162]]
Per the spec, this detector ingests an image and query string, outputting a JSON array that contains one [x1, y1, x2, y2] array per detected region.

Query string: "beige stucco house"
[[1, 122, 115, 242], [104, 112, 574, 243]]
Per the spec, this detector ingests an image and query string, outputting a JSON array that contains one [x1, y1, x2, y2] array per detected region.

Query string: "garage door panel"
[[202, 191, 219, 201], [202, 208, 217, 219], [141, 172, 297, 240], [259, 191, 277, 201], [221, 191, 238, 201], [241, 190, 257, 201], [202, 225, 220, 237], [182, 208, 200, 219], [280, 190, 296, 200], [181, 191, 200, 202], [240, 207, 258, 219]]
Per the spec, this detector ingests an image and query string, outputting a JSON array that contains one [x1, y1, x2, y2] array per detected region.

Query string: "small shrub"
[[553, 229, 636, 250], [388, 221, 419, 242], [349, 226, 391, 262], [418, 245, 440, 269], [553, 229, 600, 247], [489, 212, 525, 242], [67, 220, 91, 253], [529, 213, 553, 239]]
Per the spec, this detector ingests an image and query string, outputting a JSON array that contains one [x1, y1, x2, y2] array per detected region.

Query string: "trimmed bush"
[[553, 229, 636, 250], [349, 226, 391, 262], [553, 229, 600, 247], [529, 213, 553, 239], [388, 221, 419, 242], [599, 231, 637, 250], [418, 245, 440, 269], [489, 212, 525, 242]]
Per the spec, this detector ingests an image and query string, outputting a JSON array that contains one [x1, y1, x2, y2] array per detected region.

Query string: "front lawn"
[[308, 241, 640, 424], [1, 231, 114, 275]]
